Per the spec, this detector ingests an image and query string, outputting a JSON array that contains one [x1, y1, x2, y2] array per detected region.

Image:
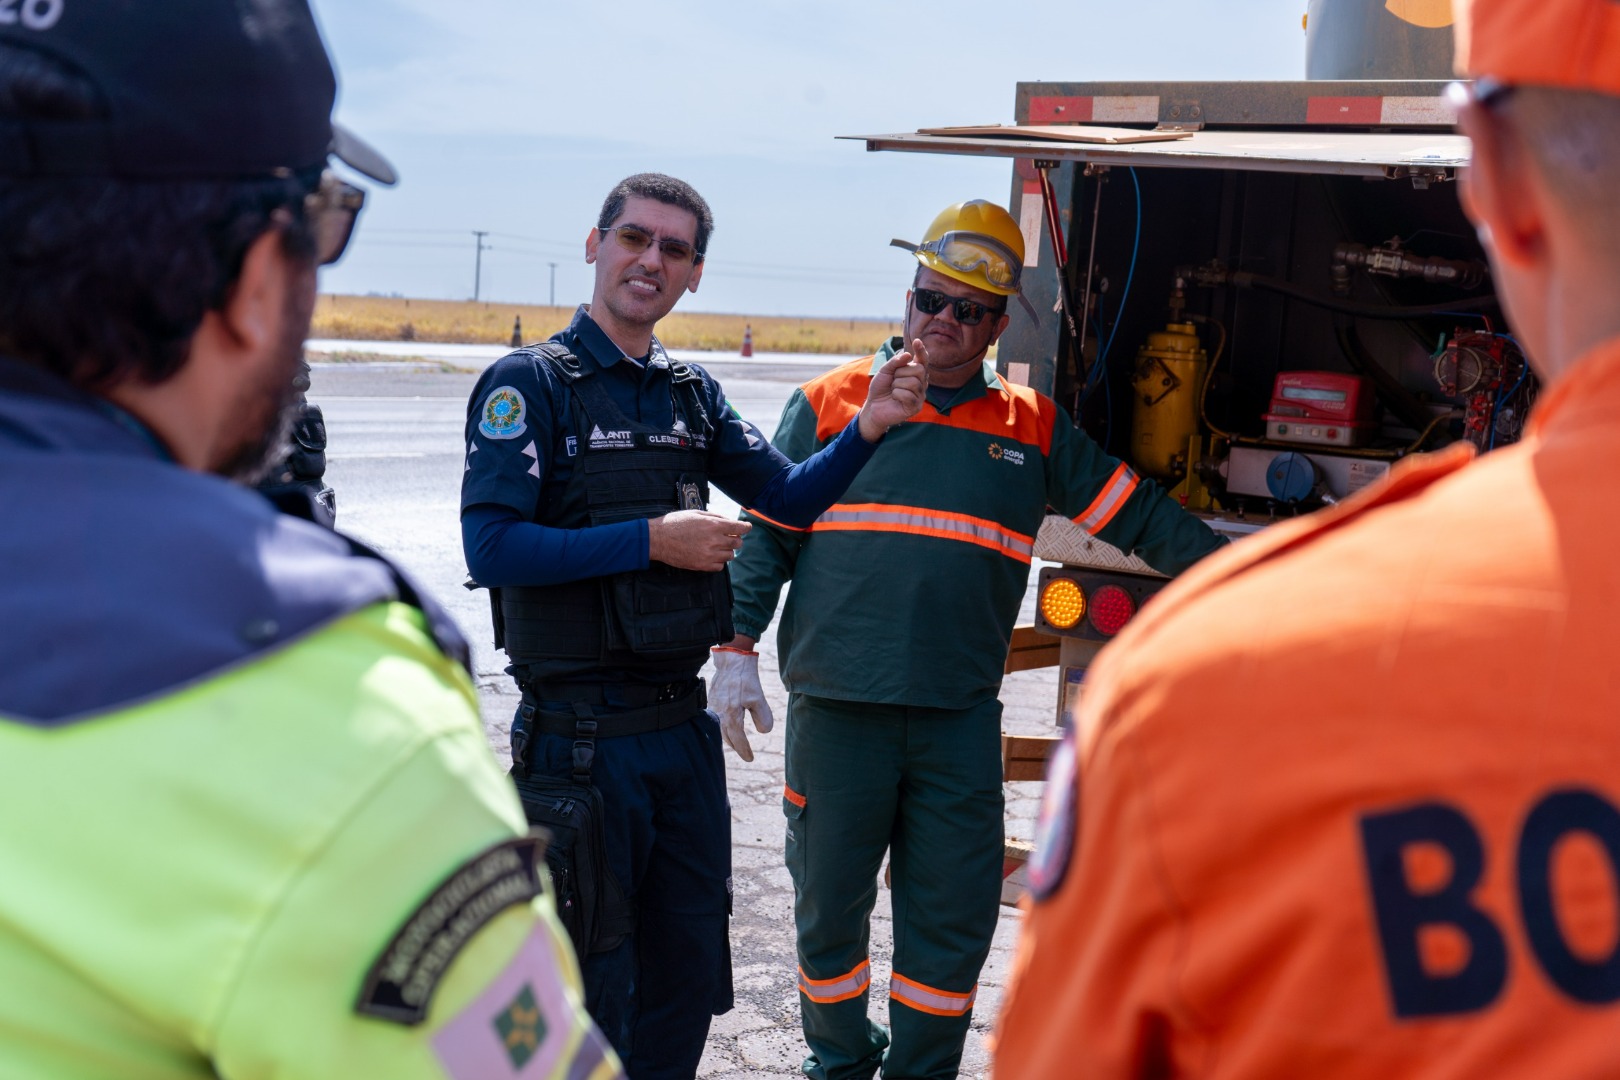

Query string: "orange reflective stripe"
[[784, 784, 807, 808], [809, 502, 1034, 564], [889, 973, 977, 1017], [744, 507, 808, 533], [799, 960, 871, 1004], [1074, 463, 1140, 535]]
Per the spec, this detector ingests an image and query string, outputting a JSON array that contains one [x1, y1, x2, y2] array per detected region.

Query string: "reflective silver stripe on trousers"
[[1076, 465, 1139, 534], [889, 975, 977, 1014], [799, 960, 872, 1002], [816, 508, 1034, 559]]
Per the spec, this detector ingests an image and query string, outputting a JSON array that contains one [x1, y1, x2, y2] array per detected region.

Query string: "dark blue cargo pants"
[[529, 705, 732, 1079]]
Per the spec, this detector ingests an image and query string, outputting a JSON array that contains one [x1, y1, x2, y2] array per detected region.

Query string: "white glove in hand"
[[710, 646, 775, 762]]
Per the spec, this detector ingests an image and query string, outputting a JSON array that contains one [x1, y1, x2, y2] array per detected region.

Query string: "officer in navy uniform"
[[460, 172, 927, 1079]]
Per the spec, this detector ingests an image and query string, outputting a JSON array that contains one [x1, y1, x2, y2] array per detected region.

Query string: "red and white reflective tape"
[[1306, 95, 1457, 126], [1027, 95, 1161, 125]]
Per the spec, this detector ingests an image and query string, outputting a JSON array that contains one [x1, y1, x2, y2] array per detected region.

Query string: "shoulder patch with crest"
[[480, 386, 528, 440], [356, 835, 547, 1026]]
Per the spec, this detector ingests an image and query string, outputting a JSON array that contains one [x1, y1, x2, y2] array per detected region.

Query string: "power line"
[[384, 228, 897, 278]]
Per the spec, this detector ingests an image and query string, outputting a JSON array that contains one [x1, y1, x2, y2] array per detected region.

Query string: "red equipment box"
[[1263, 371, 1377, 447]]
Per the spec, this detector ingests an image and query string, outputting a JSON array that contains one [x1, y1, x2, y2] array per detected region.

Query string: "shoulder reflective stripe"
[[798, 960, 872, 1004], [784, 784, 807, 808], [809, 503, 1034, 564], [1074, 463, 1141, 535], [889, 973, 977, 1017], [744, 507, 809, 533]]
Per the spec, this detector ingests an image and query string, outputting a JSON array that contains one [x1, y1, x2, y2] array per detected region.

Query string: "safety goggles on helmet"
[[891, 231, 1022, 292]]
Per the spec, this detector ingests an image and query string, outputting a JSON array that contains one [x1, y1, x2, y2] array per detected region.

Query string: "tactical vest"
[[500, 344, 734, 684]]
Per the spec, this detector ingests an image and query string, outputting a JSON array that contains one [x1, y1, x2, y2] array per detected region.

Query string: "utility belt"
[[508, 678, 706, 960], [516, 678, 706, 743]]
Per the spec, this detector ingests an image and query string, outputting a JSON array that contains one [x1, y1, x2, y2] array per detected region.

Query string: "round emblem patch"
[[1028, 726, 1079, 901], [479, 386, 527, 440]]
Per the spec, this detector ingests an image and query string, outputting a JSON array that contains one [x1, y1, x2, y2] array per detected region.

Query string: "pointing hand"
[[858, 342, 930, 442]]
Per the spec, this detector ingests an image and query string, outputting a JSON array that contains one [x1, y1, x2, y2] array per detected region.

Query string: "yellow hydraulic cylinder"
[[1129, 322, 1207, 481]]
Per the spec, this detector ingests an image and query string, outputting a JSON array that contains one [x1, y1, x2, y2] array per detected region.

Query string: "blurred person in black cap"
[[0, 3, 620, 1078]]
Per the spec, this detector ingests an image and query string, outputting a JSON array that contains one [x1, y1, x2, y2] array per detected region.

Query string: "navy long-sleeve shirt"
[[460, 306, 879, 588]]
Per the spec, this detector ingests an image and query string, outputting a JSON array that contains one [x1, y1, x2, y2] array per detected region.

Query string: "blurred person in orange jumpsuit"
[[993, 0, 1620, 1075]]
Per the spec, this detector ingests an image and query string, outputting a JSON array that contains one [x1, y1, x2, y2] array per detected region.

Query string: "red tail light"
[[1087, 584, 1137, 636]]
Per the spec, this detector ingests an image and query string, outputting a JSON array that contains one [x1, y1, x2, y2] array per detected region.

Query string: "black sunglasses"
[[913, 286, 999, 326], [303, 172, 366, 266], [601, 224, 703, 265]]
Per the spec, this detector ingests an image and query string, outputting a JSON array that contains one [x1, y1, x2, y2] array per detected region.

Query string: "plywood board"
[[917, 123, 1192, 145]]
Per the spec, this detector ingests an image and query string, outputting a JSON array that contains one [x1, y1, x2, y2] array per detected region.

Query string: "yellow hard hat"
[[892, 200, 1038, 323], [892, 200, 1026, 296]]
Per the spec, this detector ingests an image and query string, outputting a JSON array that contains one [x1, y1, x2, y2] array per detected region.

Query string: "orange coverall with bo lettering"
[[994, 338, 1620, 1077]]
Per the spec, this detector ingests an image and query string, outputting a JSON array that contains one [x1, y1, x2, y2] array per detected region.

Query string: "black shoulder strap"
[[530, 341, 588, 384], [533, 342, 644, 432], [665, 357, 714, 438]]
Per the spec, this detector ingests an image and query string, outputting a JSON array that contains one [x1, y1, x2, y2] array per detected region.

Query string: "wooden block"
[[1004, 623, 1060, 674], [1002, 734, 1061, 782], [1001, 839, 1036, 907]]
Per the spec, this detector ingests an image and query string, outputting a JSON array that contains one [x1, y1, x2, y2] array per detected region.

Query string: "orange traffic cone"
[[741, 324, 753, 358]]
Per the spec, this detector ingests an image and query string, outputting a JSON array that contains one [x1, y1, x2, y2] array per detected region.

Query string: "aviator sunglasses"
[[912, 286, 1000, 326], [600, 224, 704, 265]]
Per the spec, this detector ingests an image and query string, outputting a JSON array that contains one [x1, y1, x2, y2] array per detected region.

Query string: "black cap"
[[0, 0, 395, 183]]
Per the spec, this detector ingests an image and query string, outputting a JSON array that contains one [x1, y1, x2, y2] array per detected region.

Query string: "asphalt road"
[[309, 356, 1060, 1079]]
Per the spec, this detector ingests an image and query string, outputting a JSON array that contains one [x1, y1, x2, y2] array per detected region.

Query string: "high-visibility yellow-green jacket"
[[0, 360, 619, 1080]]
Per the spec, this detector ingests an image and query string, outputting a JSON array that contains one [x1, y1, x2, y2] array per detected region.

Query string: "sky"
[[316, 1, 1307, 320]]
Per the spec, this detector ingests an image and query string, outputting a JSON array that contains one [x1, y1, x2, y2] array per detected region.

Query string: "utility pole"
[[472, 231, 490, 301], [548, 262, 558, 308]]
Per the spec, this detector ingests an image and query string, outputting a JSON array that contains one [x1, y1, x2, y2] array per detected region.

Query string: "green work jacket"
[[730, 338, 1224, 708]]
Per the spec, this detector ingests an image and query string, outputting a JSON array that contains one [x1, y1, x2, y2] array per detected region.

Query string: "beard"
[[218, 279, 316, 485]]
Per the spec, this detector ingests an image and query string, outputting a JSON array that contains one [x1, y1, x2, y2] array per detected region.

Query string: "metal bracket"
[[1383, 165, 1455, 187], [1160, 101, 1205, 129]]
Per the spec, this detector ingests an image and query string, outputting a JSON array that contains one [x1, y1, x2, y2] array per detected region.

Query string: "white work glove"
[[710, 646, 775, 762]]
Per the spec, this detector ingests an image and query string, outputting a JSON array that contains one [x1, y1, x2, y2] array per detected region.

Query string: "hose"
[[1078, 167, 1142, 412], [1225, 270, 1498, 320], [1400, 411, 1455, 454], [1186, 313, 1235, 441]]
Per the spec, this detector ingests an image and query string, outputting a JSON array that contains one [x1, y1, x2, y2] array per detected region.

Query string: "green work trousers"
[[783, 693, 1005, 1080]]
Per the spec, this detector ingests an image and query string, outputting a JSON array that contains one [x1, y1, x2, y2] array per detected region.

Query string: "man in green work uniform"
[[714, 200, 1225, 1079], [0, 4, 616, 1078]]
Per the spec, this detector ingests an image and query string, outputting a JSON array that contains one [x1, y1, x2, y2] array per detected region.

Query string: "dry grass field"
[[312, 295, 900, 355]]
